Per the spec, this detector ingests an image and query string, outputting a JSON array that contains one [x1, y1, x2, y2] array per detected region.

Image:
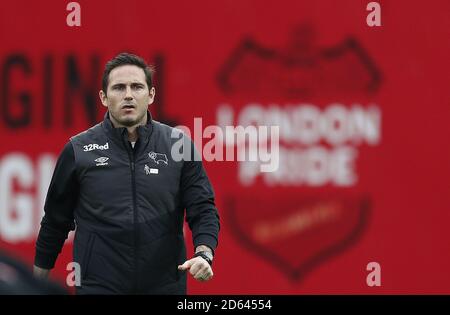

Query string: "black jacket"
[[34, 112, 220, 294]]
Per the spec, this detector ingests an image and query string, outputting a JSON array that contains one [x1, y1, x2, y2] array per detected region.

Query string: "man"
[[33, 52, 220, 294]]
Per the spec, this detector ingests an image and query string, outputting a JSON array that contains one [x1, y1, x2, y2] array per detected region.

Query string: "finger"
[[189, 261, 203, 276], [195, 271, 213, 282], [194, 266, 213, 281], [193, 267, 207, 279], [177, 259, 195, 271]]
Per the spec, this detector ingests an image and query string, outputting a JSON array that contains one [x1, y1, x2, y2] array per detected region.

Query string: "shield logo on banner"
[[225, 194, 371, 280]]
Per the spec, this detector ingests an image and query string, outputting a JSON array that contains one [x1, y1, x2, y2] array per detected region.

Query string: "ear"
[[99, 90, 108, 108], [148, 87, 156, 105]]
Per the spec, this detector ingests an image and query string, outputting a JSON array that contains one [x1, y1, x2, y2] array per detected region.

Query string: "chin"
[[120, 118, 138, 127], [111, 110, 145, 127]]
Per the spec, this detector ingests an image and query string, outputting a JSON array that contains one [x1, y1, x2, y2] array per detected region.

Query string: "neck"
[[126, 127, 139, 143]]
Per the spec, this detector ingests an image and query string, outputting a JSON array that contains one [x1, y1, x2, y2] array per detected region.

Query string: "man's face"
[[99, 65, 155, 127]]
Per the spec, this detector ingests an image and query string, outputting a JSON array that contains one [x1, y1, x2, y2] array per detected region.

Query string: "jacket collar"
[[102, 110, 154, 144]]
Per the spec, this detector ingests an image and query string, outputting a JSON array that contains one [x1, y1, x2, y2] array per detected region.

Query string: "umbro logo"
[[95, 157, 109, 166]]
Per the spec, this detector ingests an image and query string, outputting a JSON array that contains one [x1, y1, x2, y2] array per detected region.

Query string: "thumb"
[[178, 259, 194, 271]]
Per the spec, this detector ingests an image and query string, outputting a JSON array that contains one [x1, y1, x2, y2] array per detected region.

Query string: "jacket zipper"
[[127, 144, 139, 294]]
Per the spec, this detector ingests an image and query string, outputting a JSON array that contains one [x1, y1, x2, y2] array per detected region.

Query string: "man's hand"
[[178, 257, 213, 282], [33, 265, 50, 280]]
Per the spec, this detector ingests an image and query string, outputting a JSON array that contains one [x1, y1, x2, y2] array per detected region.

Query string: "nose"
[[124, 85, 133, 100]]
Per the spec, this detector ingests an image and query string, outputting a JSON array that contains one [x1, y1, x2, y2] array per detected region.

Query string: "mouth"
[[121, 104, 136, 110]]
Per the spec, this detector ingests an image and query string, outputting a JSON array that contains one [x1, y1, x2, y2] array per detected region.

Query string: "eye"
[[112, 85, 125, 90]]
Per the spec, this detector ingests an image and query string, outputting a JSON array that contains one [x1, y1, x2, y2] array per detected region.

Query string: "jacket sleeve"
[[34, 142, 78, 269], [180, 141, 220, 255]]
